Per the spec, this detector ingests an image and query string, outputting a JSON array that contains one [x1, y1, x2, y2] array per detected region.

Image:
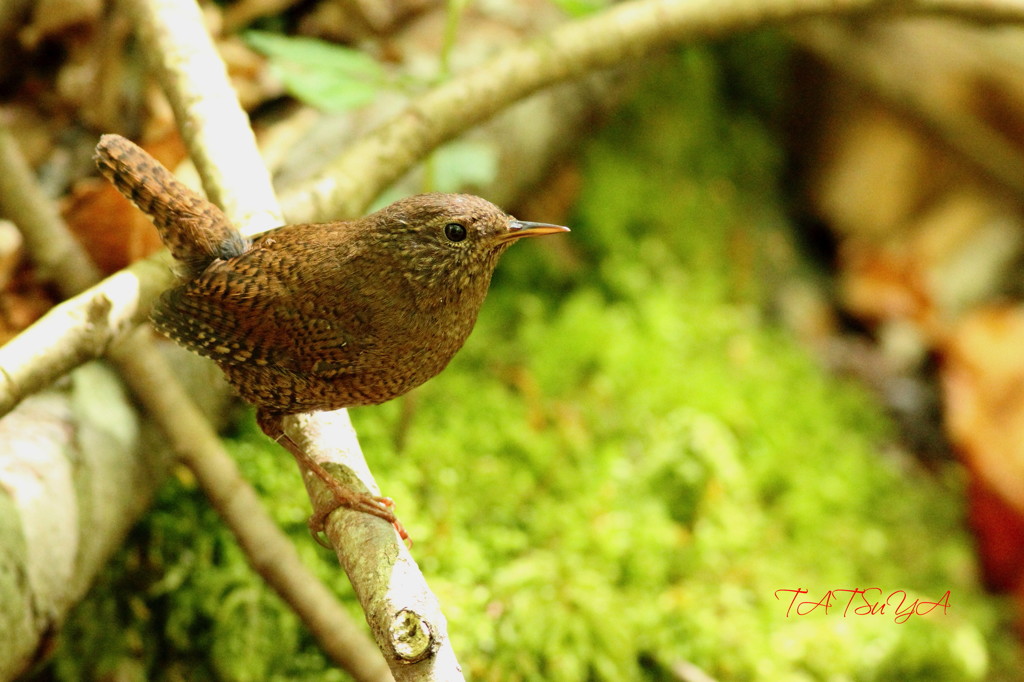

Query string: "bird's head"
[[374, 193, 569, 288]]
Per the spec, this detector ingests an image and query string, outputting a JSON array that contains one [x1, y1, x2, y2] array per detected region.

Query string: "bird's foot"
[[307, 487, 410, 548], [257, 411, 411, 547]]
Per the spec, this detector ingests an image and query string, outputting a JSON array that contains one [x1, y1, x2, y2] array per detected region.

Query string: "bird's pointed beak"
[[497, 219, 570, 243]]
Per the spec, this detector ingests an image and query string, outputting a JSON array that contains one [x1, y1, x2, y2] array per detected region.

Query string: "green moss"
[[47, 39, 1019, 680]]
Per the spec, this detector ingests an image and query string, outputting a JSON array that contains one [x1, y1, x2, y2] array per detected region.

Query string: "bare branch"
[[0, 128, 102, 295], [0, 355, 168, 680], [0, 244, 170, 416], [280, 0, 1024, 223], [289, 412, 462, 680], [111, 343, 396, 681], [912, 0, 1024, 24], [129, 0, 282, 234]]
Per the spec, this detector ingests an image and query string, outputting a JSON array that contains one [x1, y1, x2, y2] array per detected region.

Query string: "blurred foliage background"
[[34, 33, 1023, 680]]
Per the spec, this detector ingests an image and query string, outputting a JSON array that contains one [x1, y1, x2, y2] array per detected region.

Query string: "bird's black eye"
[[444, 222, 467, 242]]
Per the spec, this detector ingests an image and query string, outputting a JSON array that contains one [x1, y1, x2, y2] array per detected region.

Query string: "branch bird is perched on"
[[94, 134, 569, 541]]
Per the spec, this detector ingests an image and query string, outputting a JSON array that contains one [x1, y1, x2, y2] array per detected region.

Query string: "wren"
[[94, 134, 568, 540]]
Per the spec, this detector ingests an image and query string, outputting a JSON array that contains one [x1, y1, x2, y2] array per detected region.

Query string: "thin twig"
[[914, 0, 1024, 24], [0, 128, 102, 295], [111, 343, 396, 681], [279, 0, 1024, 224]]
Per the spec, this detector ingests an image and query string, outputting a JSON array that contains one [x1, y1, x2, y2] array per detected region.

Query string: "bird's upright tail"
[[94, 134, 250, 277]]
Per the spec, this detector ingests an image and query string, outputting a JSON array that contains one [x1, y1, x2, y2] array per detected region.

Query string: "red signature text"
[[774, 588, 951, 624]]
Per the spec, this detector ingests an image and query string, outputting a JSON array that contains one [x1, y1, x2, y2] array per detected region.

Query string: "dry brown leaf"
[[839, 243, 933, 325], [62, 134, 186, 274], [0, 266, 55, 342], [941, 305, 1024, 515]]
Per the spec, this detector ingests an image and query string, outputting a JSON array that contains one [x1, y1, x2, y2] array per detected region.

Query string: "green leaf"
[[245, 30, 392, 111], [550, 0, 608, 17], [431, 140, 500, 193]]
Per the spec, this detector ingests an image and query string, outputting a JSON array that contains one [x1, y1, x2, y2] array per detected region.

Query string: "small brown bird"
[[94, 134, 568, 540]]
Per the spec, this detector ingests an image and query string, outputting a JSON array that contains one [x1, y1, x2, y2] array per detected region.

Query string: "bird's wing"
[[151, 246, 370, 375]]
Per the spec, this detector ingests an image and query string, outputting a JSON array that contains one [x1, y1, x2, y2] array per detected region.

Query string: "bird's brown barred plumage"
[[93, 133, 568, 539]]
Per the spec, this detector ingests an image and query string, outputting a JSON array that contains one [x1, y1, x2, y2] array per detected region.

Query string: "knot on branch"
[[390, 608, 435, 663]]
